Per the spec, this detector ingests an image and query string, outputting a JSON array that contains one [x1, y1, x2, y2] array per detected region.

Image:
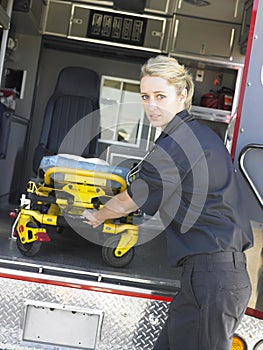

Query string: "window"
[[99, 76, 145, 146]]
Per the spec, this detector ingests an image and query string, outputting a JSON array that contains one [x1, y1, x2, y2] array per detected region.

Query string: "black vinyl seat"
[[33, 66, 101, 173]]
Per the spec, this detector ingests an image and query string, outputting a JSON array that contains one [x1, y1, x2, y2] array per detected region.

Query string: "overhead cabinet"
[[69, 4, 170, 52], [70, 0, 178, 16], [42, 1, 171, 52], [11, 0, 45, 35], [42, 0, 72, 37], [144, 0, 177, 15], [175, 0, 246, 24], [42, 0, 243, 61], [170, 15, 239, 59], [101, 0, 178, 15]]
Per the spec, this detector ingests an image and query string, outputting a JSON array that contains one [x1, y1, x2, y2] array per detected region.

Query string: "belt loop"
[[207, 255, 212, 271], [233, 252, 237, 269]]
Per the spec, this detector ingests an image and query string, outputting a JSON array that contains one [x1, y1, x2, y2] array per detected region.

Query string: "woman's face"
[[140, 75, 187, 129]]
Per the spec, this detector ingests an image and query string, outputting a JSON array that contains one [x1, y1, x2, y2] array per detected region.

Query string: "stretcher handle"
[[44, 166, 127, 192]]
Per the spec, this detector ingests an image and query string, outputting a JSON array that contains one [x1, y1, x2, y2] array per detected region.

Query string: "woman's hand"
[[82, 209, 104, 228], [82, 190, 138, 229]]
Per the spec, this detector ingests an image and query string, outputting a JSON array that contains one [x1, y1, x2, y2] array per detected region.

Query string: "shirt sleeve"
[[127, 144, 182, 216]]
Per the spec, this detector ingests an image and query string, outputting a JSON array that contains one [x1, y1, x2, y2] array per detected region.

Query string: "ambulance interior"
[[0, 0, 251, 290]]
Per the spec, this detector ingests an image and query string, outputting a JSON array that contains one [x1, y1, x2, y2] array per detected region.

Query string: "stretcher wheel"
[[102, 236, 135, 267], [16, 237, 42, 257], [16, 223, 42, 257]]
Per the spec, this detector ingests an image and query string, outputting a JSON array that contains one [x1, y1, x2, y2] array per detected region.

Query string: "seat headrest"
[[55, 66, 100, 98]]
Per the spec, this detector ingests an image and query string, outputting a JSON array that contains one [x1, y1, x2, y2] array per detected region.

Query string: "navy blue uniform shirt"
[[127, 110, 253, 266]]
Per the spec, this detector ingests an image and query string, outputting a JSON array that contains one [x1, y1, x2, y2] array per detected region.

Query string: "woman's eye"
[[157, 94, 165, 100], [141, 95, 149, 101]]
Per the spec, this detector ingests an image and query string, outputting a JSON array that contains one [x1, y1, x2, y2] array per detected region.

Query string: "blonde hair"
[[140, 55, 194, 112]]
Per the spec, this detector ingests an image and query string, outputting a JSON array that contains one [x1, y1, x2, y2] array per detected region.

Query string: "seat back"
[[33, 66, 100, 173]]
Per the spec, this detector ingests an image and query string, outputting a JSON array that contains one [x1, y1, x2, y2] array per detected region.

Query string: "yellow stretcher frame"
[[13, 166, 139, 267]]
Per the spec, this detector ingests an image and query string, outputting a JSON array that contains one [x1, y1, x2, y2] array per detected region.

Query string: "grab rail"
[[239, 144, 263, 207], [44, 166, 127, 192]]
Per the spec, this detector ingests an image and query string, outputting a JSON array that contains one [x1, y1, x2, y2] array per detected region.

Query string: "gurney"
[[10, 154, 139, 267]]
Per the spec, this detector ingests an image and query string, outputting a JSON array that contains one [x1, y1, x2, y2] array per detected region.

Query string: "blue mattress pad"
[[39, 155, 130, 187]]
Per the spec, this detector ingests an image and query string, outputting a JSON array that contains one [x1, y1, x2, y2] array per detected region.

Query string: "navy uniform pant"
[[153, 252, 251, 350]]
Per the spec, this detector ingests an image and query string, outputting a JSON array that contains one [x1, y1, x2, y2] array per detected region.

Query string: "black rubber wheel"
[[16, 223, 42, 257], [102, 235, 135, 267]]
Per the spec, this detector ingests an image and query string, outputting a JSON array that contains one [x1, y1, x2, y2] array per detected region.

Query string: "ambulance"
[[0, 0, 262, 349]]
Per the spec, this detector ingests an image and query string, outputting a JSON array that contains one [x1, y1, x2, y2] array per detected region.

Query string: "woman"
[[83, 55, 253, 350]]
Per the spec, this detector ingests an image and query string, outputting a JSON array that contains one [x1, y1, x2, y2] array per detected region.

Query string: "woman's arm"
[[82, 190, 138, 228]]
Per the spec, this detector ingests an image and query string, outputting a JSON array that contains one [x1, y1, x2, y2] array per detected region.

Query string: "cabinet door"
[[144, 17, 169, 51], [171, 16, 239, 58], [42, 0, 72, 37], [69, 4, 169, 52], [145, 0, 177, 15], [176, 0, 246, 24], [69, 5, 90, 38]]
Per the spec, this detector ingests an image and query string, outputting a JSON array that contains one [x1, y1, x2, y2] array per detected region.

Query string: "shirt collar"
[[159, 109, 190, 139]]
